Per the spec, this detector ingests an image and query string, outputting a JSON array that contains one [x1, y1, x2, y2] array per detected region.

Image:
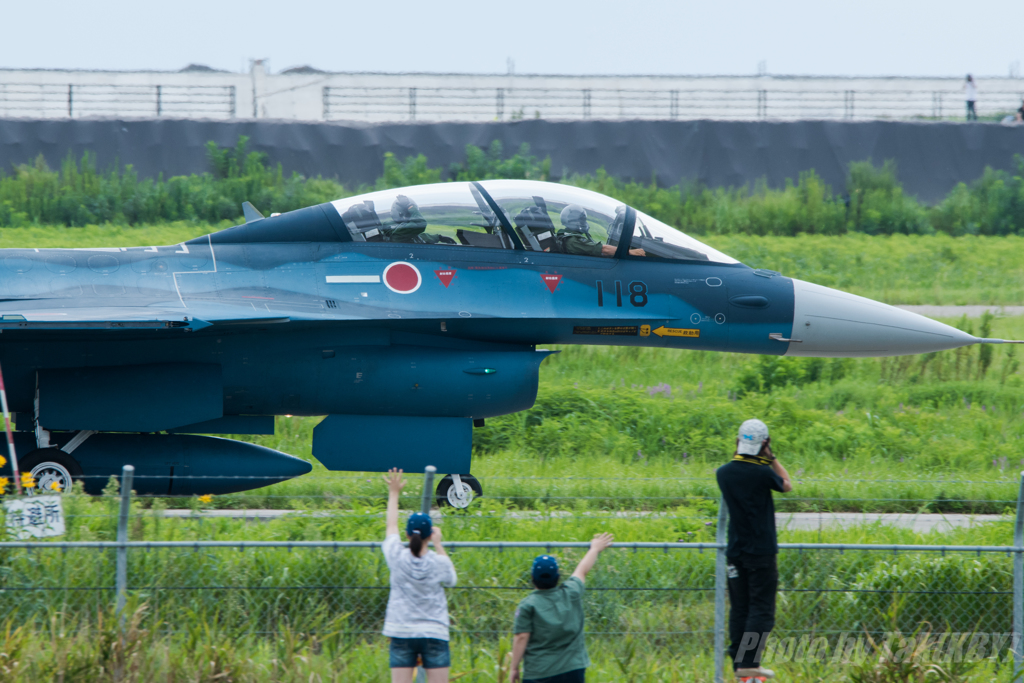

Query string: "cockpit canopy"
[[330, 180, 737, 264]]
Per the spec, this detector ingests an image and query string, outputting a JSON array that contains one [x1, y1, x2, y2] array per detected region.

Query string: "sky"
[[3, 0, 1024, 78]]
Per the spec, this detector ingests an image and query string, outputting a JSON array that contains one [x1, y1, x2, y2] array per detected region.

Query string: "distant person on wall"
[[964, 75, 979, 121], [1016, 98, 1024, 123], [508, 533, 614, 683], [716, 419, 793, 681], [383, 468, 457, 683]]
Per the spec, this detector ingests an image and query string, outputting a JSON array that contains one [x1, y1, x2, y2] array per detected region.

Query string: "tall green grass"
[[0, 608, 1011, 683]]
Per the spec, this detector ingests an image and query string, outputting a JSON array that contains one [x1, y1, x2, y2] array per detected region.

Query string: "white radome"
[[785, 279, 1016, 358]]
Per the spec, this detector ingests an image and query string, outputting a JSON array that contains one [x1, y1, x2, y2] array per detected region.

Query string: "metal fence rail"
[[323, 86, 1024, 122], [0, 83, 236, 119]]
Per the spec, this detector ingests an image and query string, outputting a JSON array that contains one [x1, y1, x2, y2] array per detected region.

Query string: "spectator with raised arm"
[[508, 533, 614, 683], [382, 468, 457, 683]]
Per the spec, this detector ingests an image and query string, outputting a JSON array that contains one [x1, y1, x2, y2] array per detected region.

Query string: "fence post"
[[714, 496, 728, 683], [115, 465, 134, 619], [1014, 471, 1024, 679], [421, 466, 436, 514]]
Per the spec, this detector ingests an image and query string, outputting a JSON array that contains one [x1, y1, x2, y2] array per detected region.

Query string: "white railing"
[[0, 83, 236, 119]]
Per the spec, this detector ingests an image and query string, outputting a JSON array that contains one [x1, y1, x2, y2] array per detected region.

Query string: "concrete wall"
[[3, 64, 1024, 122]]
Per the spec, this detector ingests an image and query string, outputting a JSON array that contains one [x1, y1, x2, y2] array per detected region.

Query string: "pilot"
[[384, 195, 434, 243], [553, 204, 646, 258]]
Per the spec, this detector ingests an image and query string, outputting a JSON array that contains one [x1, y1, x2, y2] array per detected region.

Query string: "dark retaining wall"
[[2, 118, 1023, 202]]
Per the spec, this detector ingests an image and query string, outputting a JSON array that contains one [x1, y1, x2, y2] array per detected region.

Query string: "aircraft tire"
[[436, 474, 482, 509], [19, 449, 84, 495]]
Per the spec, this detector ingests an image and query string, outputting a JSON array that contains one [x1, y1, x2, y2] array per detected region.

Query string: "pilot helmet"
[[391, 195, 418, 222], [559, 204, 590, 235]]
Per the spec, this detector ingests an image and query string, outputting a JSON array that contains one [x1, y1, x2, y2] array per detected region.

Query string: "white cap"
[[737, 419, 769, 455]]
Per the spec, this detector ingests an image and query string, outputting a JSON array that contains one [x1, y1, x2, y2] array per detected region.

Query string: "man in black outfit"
[[716, 419, 793, 680]]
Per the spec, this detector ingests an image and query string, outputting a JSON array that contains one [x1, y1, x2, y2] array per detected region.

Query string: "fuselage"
[[0, 238, 793, 418]]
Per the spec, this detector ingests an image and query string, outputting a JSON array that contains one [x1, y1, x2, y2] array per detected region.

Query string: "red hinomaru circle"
[[383, 262, 422, 293]]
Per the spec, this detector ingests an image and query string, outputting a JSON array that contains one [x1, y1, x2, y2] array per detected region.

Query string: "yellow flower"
[[0, 478, 8, 494], [0, 456, 7, 468], [21, 473, 35, 489], [197, 494, 213, 504], [49, 481, 62, 492]]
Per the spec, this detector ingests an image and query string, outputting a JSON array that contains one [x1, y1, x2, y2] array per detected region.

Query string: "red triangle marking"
[[541, 273, 562, 293], [435, 269, 456, 288]]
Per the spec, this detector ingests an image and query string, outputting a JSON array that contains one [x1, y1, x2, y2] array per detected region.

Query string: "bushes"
[[7, 138, 1024, 237], [0, 137, 345, 227]]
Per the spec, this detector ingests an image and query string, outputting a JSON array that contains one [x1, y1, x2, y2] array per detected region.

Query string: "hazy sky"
[[4, 0, 1023, 78]]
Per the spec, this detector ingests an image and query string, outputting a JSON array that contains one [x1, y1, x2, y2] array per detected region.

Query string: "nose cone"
[[786, 279, 977, 357]]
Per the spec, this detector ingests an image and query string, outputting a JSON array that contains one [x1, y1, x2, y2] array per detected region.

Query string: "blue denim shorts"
[[389, 637, 451, 669]]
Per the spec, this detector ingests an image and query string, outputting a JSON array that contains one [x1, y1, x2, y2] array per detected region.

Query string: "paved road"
[[775, 512, 1002, 533], [896, 305, 1024, 318], [162, 509, 1004, 532]]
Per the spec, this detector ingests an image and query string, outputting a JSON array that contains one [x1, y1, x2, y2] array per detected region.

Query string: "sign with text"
[[4, 495, 65, 539]]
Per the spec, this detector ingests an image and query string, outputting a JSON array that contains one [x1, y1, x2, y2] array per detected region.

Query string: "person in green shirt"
[[508, 533, 614, 683]]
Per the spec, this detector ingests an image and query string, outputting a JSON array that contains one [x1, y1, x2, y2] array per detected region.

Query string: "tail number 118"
[[596, 280, 648, 308]]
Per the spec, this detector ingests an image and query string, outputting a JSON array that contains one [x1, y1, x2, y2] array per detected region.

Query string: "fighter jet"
[[0, 180, 1016, 506]]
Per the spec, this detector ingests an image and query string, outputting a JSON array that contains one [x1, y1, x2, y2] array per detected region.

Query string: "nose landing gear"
[[436, 474, 482, 509]]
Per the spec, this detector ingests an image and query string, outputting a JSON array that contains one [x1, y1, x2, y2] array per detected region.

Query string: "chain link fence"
[[0, 467, 1020, 681], [0, 542, 1016, 676]]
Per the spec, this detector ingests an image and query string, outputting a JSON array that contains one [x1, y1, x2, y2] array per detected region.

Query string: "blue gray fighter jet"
[[0, 180, 1016, 505]]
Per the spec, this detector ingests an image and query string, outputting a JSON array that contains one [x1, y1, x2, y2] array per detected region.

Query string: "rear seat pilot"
[[385, 195, 435, 243], [385, 195, 457, 245], [553, 205, 645, 258]]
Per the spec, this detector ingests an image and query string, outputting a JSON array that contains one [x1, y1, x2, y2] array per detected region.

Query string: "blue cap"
[[406, 512, 433, 538], [532, 555, 560, 588]]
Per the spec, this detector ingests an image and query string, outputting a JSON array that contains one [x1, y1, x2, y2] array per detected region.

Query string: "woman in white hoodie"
[[382, 468, 458, 683]]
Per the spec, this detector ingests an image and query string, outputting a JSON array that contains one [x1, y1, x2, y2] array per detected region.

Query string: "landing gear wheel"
[[19, 449, 83, 495], [436, 474, 482, 509]]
